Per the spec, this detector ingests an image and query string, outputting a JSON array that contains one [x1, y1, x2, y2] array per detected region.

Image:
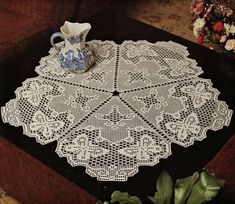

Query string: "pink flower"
[[194, 2, 203, 15], [190, 0, 204, 15], [203, 5, 213, 18], [220, 35, 227, 43], [213, 34, 221, 41], [225, 39, 235, 51]]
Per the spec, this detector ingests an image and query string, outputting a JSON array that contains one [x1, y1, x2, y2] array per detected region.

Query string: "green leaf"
[[149, 170, 173, 204], [110, 191, 142, 204], [174, 172, 199, 204], [148, 195, 162, 204], [186, 171, 225, 204]]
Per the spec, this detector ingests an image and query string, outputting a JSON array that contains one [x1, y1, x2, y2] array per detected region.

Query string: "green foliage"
[[97, 170, 224, 204], [111, 191, 142, 204], [148, 170, 173, 204], [186, 171, 225, 204], [174, 172, 199, 204]]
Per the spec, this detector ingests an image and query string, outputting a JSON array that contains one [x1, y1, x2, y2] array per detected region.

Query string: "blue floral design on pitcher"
[[67, 34, 84, 45], [59, 48, 94, 72]]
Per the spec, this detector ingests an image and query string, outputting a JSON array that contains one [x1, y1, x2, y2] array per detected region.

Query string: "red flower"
[[197, 35, 204, 44], [213, 34, 221, 41], [213, 22, 223, 32]]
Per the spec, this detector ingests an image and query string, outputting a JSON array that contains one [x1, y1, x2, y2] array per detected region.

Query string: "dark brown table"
[[0, 9, 235, 203]]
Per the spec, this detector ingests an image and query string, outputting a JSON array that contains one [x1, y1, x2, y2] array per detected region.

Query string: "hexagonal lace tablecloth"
[[1, 40, 232, 181]]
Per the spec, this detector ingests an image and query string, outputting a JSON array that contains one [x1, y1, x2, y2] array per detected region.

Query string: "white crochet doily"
[[1, 40, 232, 181]]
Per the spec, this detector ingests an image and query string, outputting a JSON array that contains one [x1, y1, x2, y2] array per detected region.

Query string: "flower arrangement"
[[191, 0, 235, 53]]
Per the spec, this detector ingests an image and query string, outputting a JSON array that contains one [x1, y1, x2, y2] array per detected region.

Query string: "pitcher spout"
[[60, 21, 91, 49]]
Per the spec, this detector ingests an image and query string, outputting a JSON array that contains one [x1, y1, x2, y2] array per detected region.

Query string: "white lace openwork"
[[1, 40, 232, 181]]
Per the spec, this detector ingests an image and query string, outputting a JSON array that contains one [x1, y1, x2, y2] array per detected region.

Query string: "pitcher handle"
[[50, 32, 64, 52]]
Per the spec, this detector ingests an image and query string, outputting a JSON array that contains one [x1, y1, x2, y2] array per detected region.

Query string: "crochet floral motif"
[[1, 40, 232, 181]]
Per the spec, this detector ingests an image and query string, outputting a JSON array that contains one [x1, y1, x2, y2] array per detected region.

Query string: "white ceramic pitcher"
[[50, 21, 95, 73]]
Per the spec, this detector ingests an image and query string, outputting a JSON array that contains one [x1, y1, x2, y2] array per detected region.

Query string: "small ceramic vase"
[[50, 21, 95, 73]]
